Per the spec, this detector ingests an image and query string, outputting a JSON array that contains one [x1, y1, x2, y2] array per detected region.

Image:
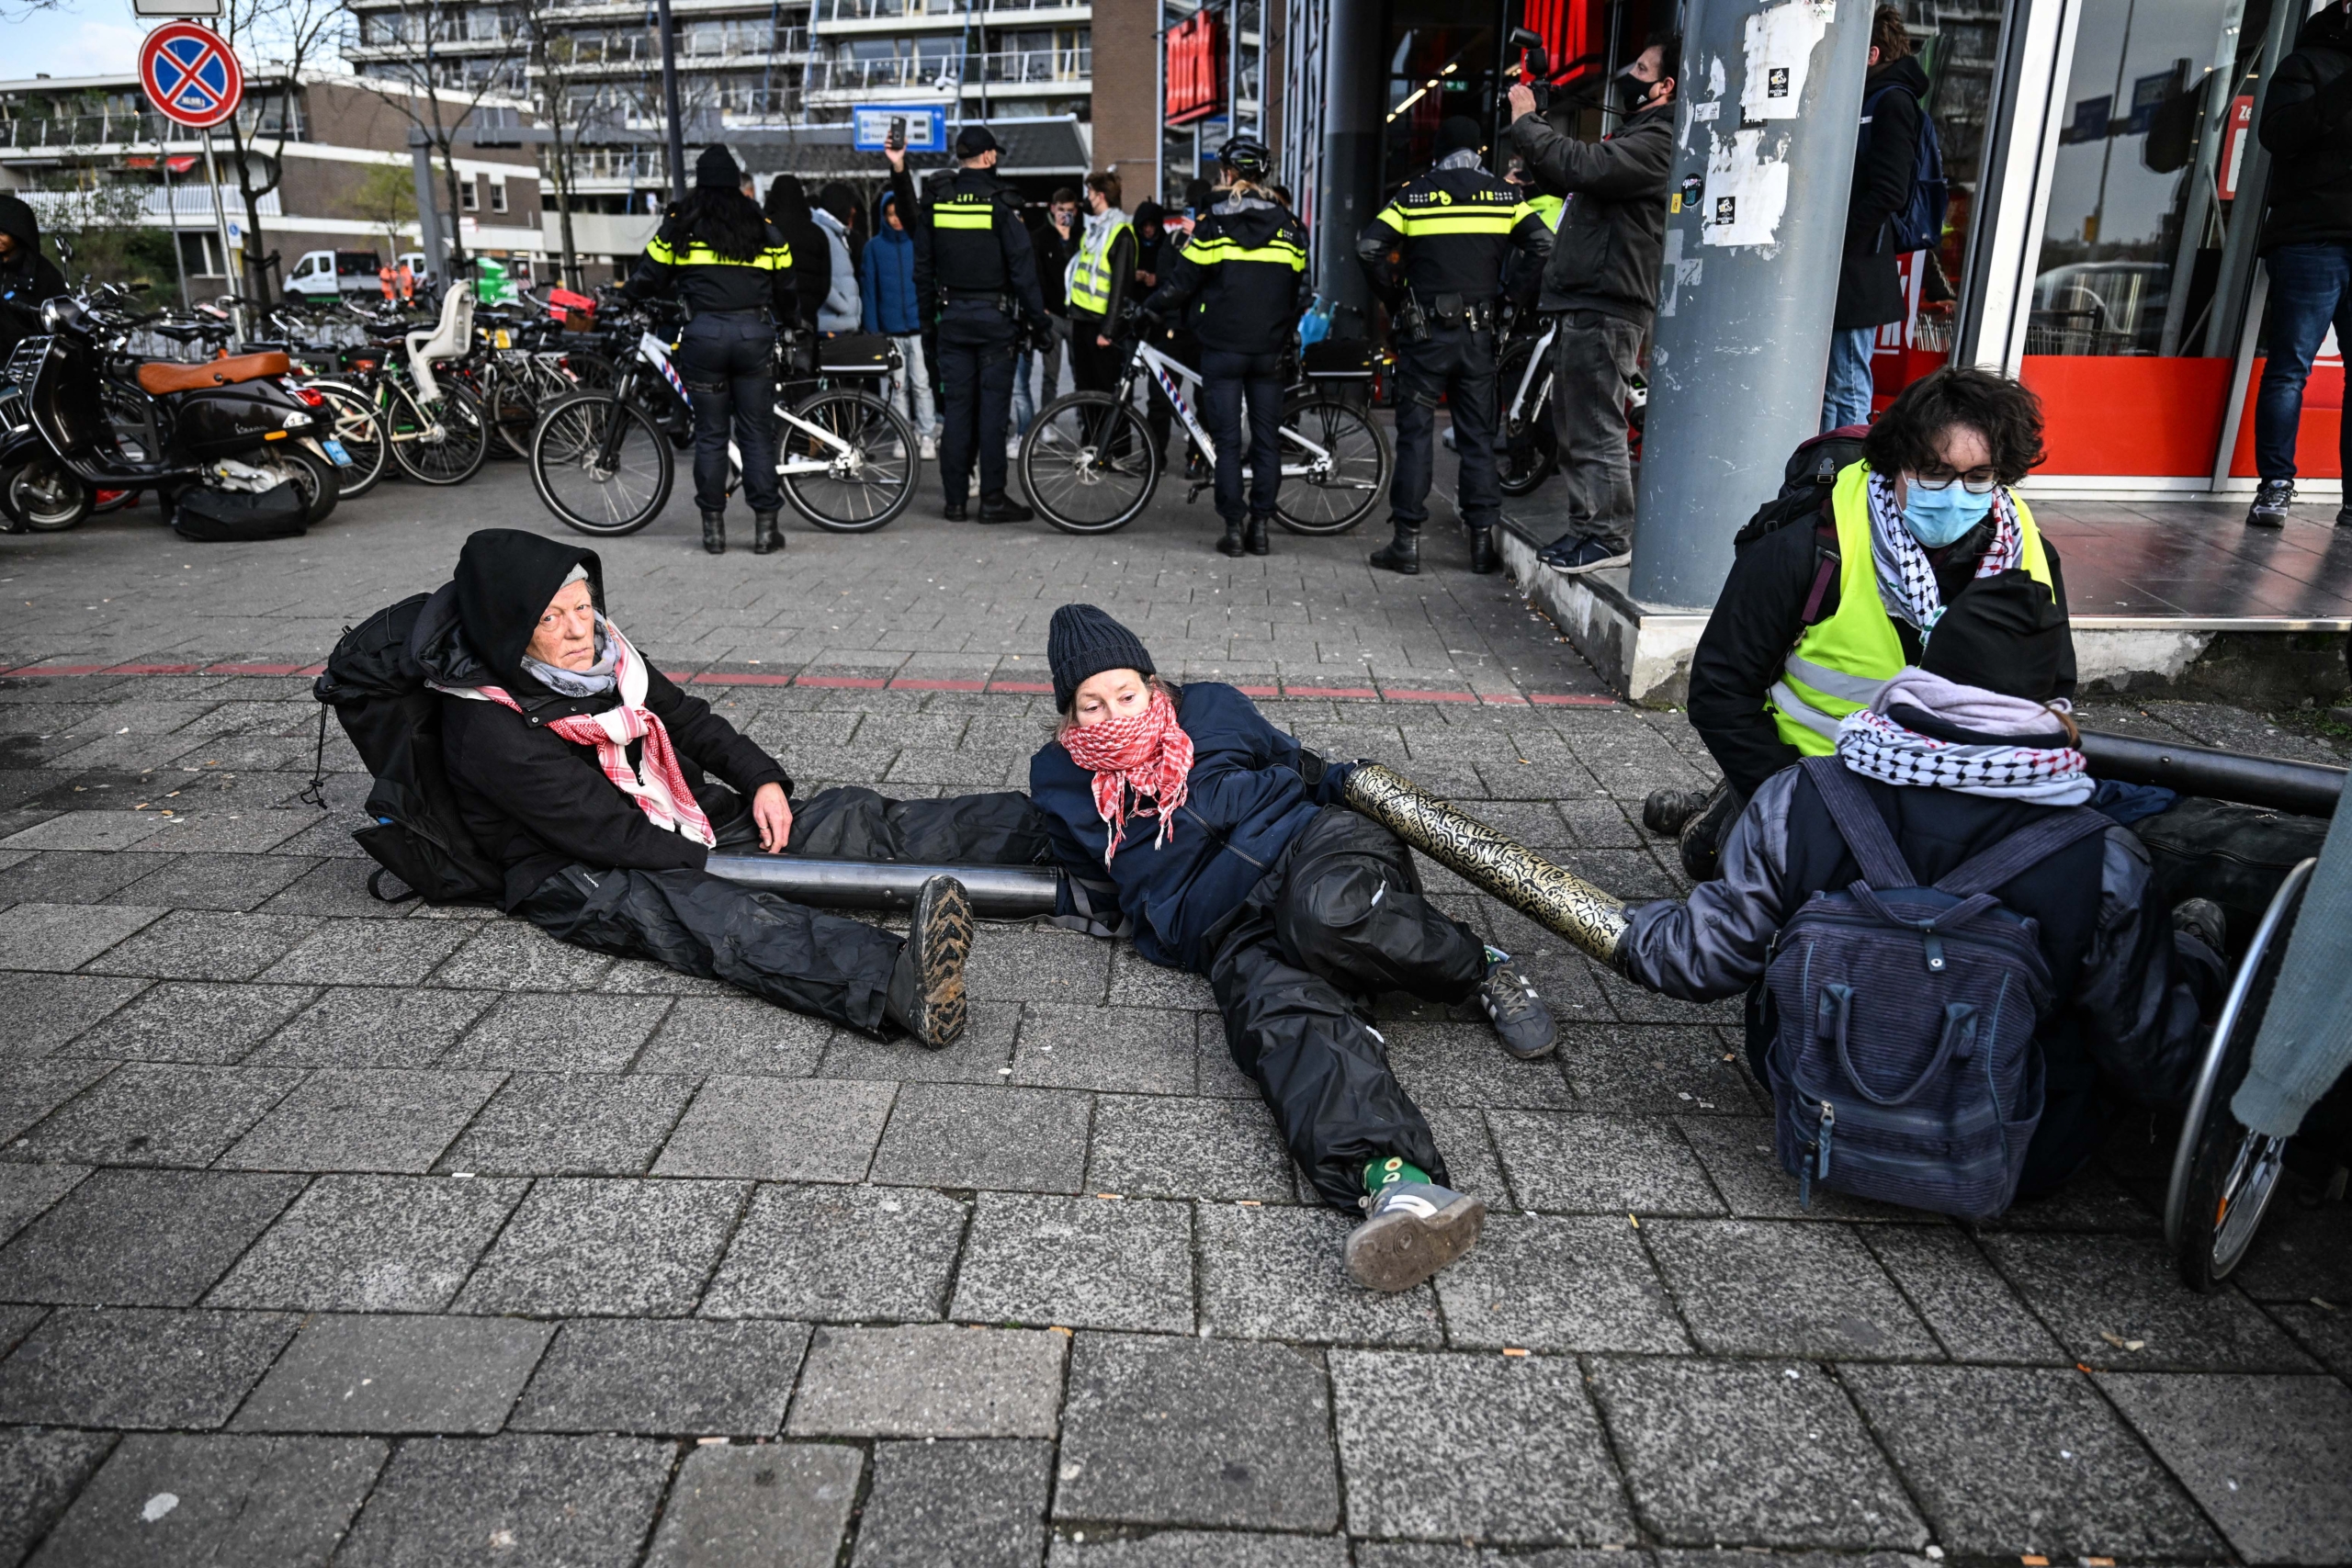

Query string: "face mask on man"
[[1902, 479, 1996, 547], [1616, 72, 1655, 115]]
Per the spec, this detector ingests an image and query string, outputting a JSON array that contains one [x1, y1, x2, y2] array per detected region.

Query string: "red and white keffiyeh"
[[437, 625, 717, 848], [1060, 683, 1194, 862]]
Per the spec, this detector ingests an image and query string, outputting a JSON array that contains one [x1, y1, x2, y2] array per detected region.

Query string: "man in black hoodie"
[[0, 194, 67, 366], [1821, 7, 1930, 433], [419, 529, 1052, 1048]]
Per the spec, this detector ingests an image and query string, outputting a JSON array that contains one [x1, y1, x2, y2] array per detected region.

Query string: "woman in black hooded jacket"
[[763, 175, 833, 338]]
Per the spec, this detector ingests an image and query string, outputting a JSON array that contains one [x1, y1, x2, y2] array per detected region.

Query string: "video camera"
[[1497, 27, 1552, 121]]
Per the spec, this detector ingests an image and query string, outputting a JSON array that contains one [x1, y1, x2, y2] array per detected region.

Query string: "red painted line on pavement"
[[3, 664, 110, 677], [205, 662, 304, 676], [796, 674, 891, 689], [1528, 693, 1620, 707], [1282, 685, 1380, 699], [888, 678, 989, 692], [1384, 688, 1478, 704], [988, 681, 1056, 694], [689, 671, 795, 686], [1476, 693, 1531, 705], [105, 662, 202, 675]]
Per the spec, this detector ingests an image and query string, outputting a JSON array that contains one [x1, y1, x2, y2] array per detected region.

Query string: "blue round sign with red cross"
[[140, 21, 244, 130]]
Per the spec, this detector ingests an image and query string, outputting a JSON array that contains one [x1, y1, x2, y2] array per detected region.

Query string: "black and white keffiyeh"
[[1866, 469, 2023, 638], [1835, 668, 2091, 806]]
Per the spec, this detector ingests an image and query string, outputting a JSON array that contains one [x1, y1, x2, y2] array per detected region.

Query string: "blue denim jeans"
[[2255, 242, 2352, 481], [1821, 326, 1878, 433]]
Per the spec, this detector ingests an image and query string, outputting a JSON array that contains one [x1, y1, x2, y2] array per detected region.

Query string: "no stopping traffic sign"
[[140, 21, 244, 130]]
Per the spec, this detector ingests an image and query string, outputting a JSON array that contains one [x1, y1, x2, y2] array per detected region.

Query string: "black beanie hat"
[[1047, 604, 1154, 712], [695, 144, 741, 190], [1919, 570, 2074, 701], [1436, 116, 1486, 157]]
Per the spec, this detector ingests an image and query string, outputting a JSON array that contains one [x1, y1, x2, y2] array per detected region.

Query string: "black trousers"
[[1390, 322, 1500, 532], [936, 300, 1018, 504], [1199, 348, 1284, 524], [1208, 807, 1488, 1210], [1068, 316, 1123, 393], [516, 785, 1047, 1035], [677, 311, 781, 514]]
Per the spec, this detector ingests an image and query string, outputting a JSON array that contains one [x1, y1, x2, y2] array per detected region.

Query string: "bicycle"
[[327, 298, 492, 487], [1493, 312, 1647, 498], [1017, 333, 1388, 536]]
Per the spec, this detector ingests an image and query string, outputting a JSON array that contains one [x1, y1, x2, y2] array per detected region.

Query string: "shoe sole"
[[905, 876, 974, 1050], [1344, 1193, 1487, 1292], [1552, 554, 1633, 575]]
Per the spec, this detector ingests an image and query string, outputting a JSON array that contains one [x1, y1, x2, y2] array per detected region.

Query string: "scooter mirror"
[[51, 235, 73, 265]]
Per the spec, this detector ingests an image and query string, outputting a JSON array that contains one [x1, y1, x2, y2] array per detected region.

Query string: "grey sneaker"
[[1478, 960, 1557, 1059], [1345, 1180, 1486, 1292], [2246, 478, 2293, 528]]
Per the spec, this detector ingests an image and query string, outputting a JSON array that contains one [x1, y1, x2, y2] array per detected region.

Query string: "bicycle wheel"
[[308, 380, 390, 499], [485, 373, 538, 458], [387, 380, 490, 486], [1496, 337, 1558, 498], [1273, 393, 1389, 535], [531, 391, 674, 536], [1021, 391, 1159, 535], [777, 388, 918, 534], [559, 349, 616, 390]]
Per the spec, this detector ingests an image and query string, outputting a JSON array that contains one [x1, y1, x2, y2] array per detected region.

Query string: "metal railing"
[[978, 46, 1088, 83], [805, 54, 957, 90], [17, 186, 282, 224], [0, 108, 304, 150]]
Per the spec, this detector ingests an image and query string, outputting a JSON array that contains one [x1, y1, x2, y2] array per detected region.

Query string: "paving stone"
[[254, 856, 418, 918], [1106, 946, 1217, 1009], [0, 814, 168, 852], [11, 1062, 302, 1167], [433, 919, 617, 990], [951, 1192, 1194, 1334], [1976, 1164, 2163, 1234], [964, 925, 1111, 1003], [0, 973, 148, 1061], [0, 1168, 306, 1306], [63, 980, 317, 1065], [0, 901, 164, 970], [593, 954, 734, 996], [130, 809, 318, 854], [1197, 1202, 1442, 1346], [440, 992, 673, 1073], [1860, 1226, 2068, 1363], [0, 1162, 89, 1247], [2100, 1371, 2352, 1565], [220, 1067, 503, 1174], [1644, 1220, 1938, 1360], [644, 1441, 862, 1568], [233, 1314, 555, 1434], [0, 1306, 300, 1429], [1672, 1115, 1912, 1222], [1385, 1020, 1575, 1111], [1424, 1105, 1514, 1212], [254, 919, 472, 986], [1983, 1232, 2319, 1371], [1196, 1013, 1261, 1100], [455, 1177, 749, 1316], [820, 999, 1023, 1083], [787, 1324, 1067, 1438], [2273, 1303, 2352, 1376], [110, 851, 313, 911], [1586, 1358, 1926, 1549], [631, 994, 830, 1076], [0, 849, 156, 905], [1487, 1112, 1724, 1215], [1087, 1094, 1296, 1202], [207, 1173, 528, 1312], [0, 1427, 116, 1568], [1329, 1349, 1633, 1546], [334, 1433, 673, 1568], [2231, 1200, 2352, 1304], [0, 1059, 111, 1144], [26, 1432, 387, 1568], [852, 1438, 1052, 1568], [510, 1318, 809, 1436], [654, 1076, 897, 1181], [1561, 1024, 1762, 1115], [435, 1071, 695, 1176], [1434, 1213, 1690, 1353], [1051, 1534, 1350, 1567], [1842, 1364, 2218, 1559], [1055, 1334, 1338, 1531], [1013, 1004, 1196, 1092], [701, 1182, 969, 1322], [870, 1083, 1092, 1193], [243, 986, 499, 1067], [81, 909, 312, 981]]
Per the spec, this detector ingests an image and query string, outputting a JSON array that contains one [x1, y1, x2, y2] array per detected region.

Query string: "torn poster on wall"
[[1741, 0, 1836, 122], [1701, 127, 1791, 248]]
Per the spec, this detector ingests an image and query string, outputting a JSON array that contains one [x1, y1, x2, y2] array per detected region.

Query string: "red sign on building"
[[1166, 9, 1226, 127]]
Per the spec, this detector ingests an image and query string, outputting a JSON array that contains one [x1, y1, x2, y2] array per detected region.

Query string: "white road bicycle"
[[1496, 315, 1558, 497], [1017, 333, 1389, 536]]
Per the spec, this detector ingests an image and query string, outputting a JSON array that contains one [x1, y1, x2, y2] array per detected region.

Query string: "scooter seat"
[[136, 352, 292, 397]]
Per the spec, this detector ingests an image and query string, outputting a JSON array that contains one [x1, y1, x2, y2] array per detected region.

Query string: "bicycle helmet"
[[1216, 137, 1273, 181]]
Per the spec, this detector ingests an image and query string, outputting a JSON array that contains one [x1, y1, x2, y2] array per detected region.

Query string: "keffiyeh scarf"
[[1836, 667, 2092, 806], [1060, 683, 1194, 862], [1866, 469, 2023, 639]]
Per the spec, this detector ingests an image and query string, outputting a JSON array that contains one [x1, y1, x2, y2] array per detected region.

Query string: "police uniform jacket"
[[623, 210, 797, 321], [902, 165, 1046, 327], [1142, 194, 1309, 356], [1355, 153, 1552, 305]]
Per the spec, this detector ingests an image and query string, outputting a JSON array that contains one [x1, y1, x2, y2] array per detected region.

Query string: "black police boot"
[[1245, 515, 1271, 556], [1468, 526, 1499, 575], [752, 512, 783, 556], [978, 492, 1034, 525], [943, 499, 969, 522], [1369, 519, 1420, 576], [1217, 518, 1245, 557], [700, 511, 726, 556]]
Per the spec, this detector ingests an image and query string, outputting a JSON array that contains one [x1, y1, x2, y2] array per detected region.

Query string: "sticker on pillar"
[[1657, 227, 1702, 318], [1701, 128, 1791, 248], [1740, 0, 1835, 122]]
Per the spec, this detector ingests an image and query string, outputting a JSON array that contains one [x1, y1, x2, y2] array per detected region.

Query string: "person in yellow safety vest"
[[1066, 169, 1137, 397], [1666, 367, 2074, 877]]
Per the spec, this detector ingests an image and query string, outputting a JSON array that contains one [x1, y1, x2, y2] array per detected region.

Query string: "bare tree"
[[515, 0, 582, 289], [217, 0, 342, 303]]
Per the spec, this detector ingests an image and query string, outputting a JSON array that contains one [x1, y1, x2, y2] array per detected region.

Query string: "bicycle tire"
[[387, 380, 491, 486], [485, 373, 538, 458], [1496, 336, 1558, 498], [778, 388, 919, 534], [559, 349, 617, 390], [1021, 391, 1159, 535], [1272, 393, 1389, 535], [531, 390, 674, 536], [307, 379, 390, 499]]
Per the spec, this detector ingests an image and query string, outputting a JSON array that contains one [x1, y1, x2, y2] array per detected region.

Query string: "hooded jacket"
[[810, 207, 861, 332], [862, 190, 923, 335], [0, 195, 66, 358], [1145, 193, 1309, 355], [763, 176, 834, 332], [1508, 101, 1675, 321], [1835, 55, 1930, 331], [2259, 3, 2352, 252], [1029, 682, 1351, 973], [421, 529, 791, 908]]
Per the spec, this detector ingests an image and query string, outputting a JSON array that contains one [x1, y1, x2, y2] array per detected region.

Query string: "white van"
[[286, 249, 386, 298]]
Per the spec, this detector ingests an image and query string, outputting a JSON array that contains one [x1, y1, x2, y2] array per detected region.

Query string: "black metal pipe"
[[703, 856, 1065, 917], [2079, 730, 2346, 818]]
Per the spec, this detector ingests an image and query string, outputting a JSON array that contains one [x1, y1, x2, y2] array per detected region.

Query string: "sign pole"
[[198, 126, 243, 339], [655, 0, 685, 202], [157, 130, 191, 310]]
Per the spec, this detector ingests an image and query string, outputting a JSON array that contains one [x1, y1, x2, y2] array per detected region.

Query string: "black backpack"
[[308, 593, 503, 905], [1733, 424, 1871, 626], [171, 481, 307, 543]]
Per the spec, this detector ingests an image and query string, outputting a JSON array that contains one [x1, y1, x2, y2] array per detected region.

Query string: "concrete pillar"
[[1628, 0, 1873, 610], [1314, 0, 1379, 328]]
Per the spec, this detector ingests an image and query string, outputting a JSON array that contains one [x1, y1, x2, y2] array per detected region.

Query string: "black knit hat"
[[695, 144, 741, 190], [1047, 604, 1154, 712], [1436, 116, 1486, 157], [1920, 570, 2074, 701]]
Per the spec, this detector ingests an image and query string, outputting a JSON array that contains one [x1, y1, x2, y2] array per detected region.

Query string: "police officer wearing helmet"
[[1356, 116, 1552, 576], [1142, 137, 1311, 558], [624, 145, 797, 557], [898, 124, 1048, 523]]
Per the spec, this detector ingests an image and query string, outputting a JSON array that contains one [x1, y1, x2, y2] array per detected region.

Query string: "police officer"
[[1143, 138, 1310, 558], [899, 125, 1047, 523], [1355, 116, 1552, 575], [624, 145, 797, 556]]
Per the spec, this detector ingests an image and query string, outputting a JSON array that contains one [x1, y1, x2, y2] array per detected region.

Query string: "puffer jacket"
[[1508, 102, 1674, 321], [862, 194, 922, 335], [1029, 682, 1353, 972], [811, 208, 861, 333]]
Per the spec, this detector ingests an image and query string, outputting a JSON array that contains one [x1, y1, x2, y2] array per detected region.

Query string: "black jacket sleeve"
[[1848, 86, 1922, 251], [1099, 226, 1138, 325], [1143, 225, 1209, 318], [1001, 204, 1047, 322], [2260, 46, 2352, 155], [443, 699, 712, 877], [1686, 521, 1822, 798], [643, 664, 793, 800], [909, 187, 936, 326], [1510, 109, 1676, 199]]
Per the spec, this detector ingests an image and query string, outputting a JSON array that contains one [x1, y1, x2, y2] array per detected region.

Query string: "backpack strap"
[[1800, 521, 1840, 626], [1933, 807, 2112, 899], [1801, 755, 1917, 890]]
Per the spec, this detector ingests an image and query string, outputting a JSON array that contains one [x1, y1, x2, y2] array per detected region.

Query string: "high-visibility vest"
[[1068, 216, 1131, 316], [1769, 462, 2053, 754], [1528, 193, 1564, 230]]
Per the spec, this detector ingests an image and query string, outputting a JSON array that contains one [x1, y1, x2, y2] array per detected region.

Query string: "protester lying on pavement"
[[420, 528, 1050, 1048], [1028, 604, 1557, 1291], [1613, 576, 2226, 1210]]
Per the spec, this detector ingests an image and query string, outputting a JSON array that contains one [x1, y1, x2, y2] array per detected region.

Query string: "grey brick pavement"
[[1, 477, 2347, 1564]]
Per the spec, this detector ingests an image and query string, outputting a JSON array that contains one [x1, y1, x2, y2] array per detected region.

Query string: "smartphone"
[[887, 116, 907, 152]]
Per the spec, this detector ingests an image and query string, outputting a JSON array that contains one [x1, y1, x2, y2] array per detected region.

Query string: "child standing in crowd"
[[865, 187, 939, 462]]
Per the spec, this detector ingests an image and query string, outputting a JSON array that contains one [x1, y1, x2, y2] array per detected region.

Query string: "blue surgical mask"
[[1902, 480, 1995, 547]]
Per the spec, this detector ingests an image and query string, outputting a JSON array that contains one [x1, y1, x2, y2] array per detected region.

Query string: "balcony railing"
[[978, 46, 1087, 83], [0, 108, 303, 151], [820, 0, 1086, 19], [805, 54, 957, 91], [18, 186, 280, 225]]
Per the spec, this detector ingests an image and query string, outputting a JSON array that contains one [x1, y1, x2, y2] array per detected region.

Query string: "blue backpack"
[[1867, 82, 1949, 254], [1762, 758, 2110, 1219]]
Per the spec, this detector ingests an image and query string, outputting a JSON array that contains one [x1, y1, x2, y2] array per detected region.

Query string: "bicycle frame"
[[588, 327, 876, 483], [1506, 318, 1557, 429], [1120, 338, 1337, 479]]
